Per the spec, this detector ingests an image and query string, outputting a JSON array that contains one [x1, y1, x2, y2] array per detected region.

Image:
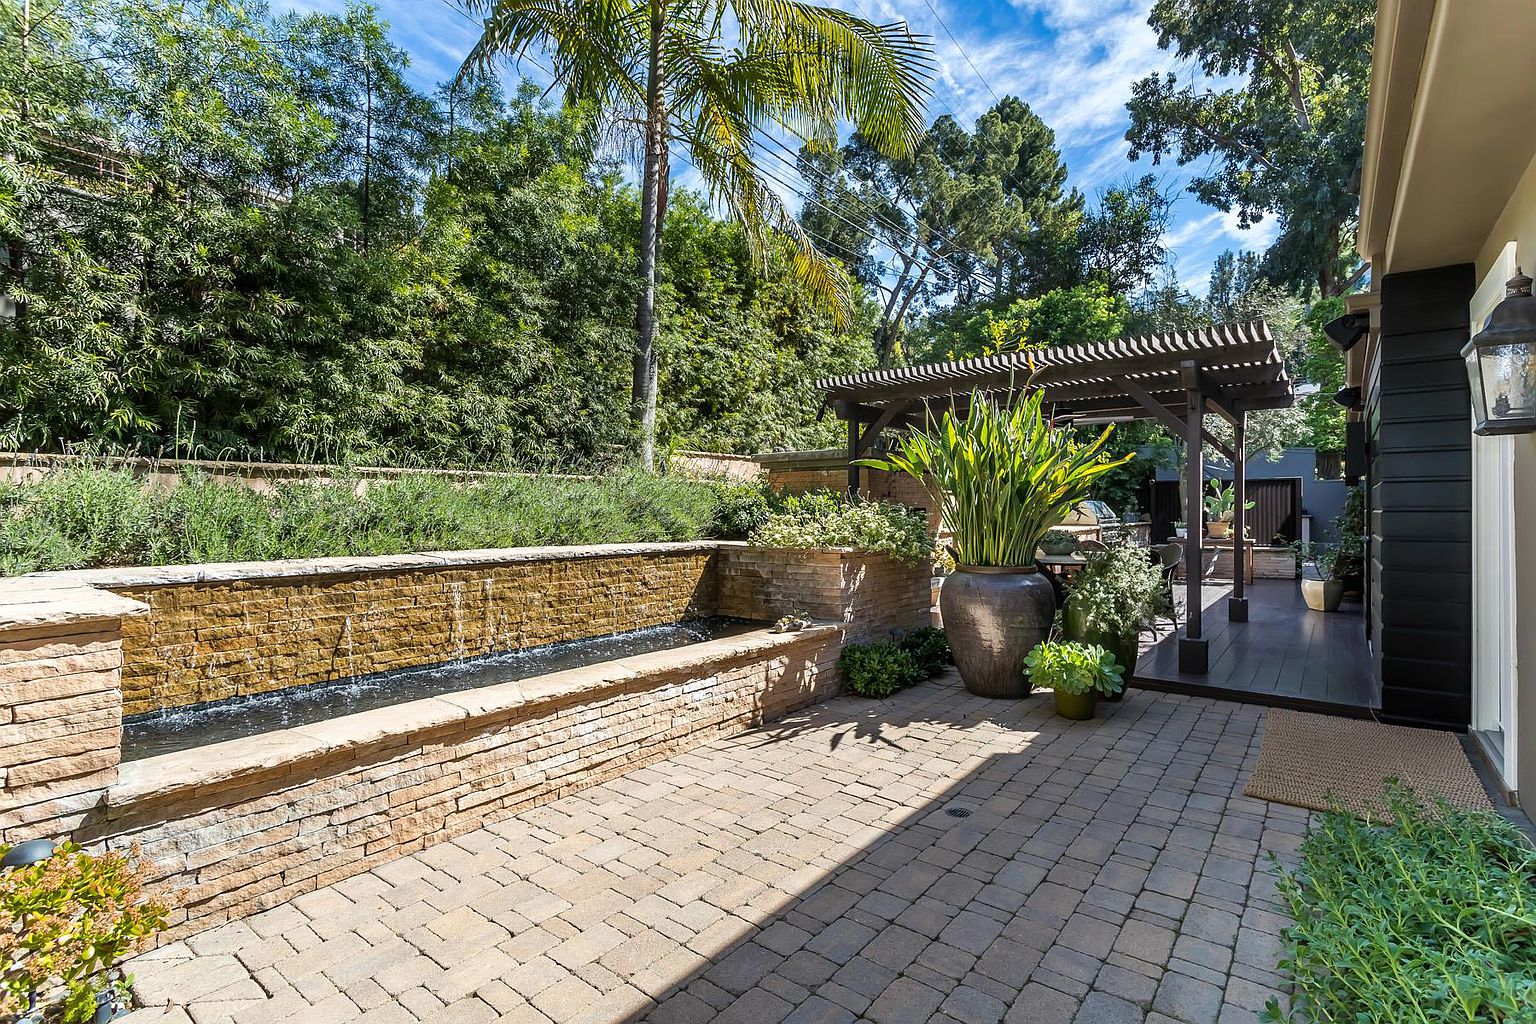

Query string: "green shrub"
[[839, 642, 924, 698], [1066, 542, 1167, 638], [0, 465, 753, 575], [749, 491, 932, 565], [0, 842, 167, 1022], [899, 626, 951, 677], [1266, 784, 1536, 1023], [1023, 640, 1124, 696]]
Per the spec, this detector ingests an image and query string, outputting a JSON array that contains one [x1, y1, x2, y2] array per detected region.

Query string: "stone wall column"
[[0, 581, 146, 843]]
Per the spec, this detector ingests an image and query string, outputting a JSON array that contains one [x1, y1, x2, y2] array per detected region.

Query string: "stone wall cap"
[[37, 541, 727, 588], [0, 576, 148, 635], [108, 623, 841, 808]]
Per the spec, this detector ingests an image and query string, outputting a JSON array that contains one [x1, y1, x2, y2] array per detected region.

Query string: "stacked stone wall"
[[0, 543, 931, 935]]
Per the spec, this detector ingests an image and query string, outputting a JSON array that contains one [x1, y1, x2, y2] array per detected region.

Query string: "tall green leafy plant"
[[859, 390, 1131, 567]]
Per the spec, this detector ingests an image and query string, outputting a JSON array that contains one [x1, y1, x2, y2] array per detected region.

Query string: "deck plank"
[[1131, 578, 1379, 716]]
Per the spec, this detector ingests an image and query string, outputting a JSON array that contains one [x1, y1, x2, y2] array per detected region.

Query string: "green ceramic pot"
[[1061, 600, 1137, 701], [1054, 689, 1096, 720]]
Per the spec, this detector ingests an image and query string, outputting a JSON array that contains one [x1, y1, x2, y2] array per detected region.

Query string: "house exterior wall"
[[1476, 148, 1536, 808], [1369, 265, 1475, 730]]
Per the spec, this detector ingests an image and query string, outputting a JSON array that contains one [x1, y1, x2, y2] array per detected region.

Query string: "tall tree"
[[1077, 175, 1172, 295], [1124, 0, 1373, 296], [464, 0, 932, 468]]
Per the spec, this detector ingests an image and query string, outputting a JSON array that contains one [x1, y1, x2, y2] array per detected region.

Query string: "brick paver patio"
[[120, 676, 1305, 1024]]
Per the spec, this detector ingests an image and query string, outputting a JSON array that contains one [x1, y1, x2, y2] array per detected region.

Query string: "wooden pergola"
[[818, 322, 1293, 675]]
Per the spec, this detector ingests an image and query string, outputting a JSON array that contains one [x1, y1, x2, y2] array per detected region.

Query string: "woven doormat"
[[1244, 709, 1494, 819]]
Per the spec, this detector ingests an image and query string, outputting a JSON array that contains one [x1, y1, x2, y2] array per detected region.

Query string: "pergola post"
[[845, 410, 860, 499], [1180, 362, 1209, 673], [1229, 411, 1249, 622]]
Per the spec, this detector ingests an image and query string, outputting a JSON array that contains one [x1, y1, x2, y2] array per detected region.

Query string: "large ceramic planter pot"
[[1301, 576, 1343, 612], [1062, 601, 1136, 701], [1207, 520, 1231, 539], [1054, 690, 1096, 720], [940, 565, 1055, 698]]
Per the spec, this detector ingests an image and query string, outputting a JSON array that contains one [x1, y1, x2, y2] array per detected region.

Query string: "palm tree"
[[462, 0, 932, 468]]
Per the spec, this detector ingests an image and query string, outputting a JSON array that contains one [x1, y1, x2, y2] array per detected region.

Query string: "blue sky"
[[276, 0, 1278, 295]]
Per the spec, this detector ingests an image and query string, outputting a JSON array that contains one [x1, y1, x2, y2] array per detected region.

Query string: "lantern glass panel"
[[1479, 340, 1536, 424], [1466, 347, 1486, 423]]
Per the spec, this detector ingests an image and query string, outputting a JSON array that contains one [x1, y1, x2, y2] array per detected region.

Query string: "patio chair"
[[1153, 542, 1183, 634], [1078, 539, 1108, 553]]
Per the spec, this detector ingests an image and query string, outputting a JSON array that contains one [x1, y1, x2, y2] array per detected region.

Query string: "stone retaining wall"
[[61, 546, 718, 717], [92, 626, 845, 936], [0, 542, 930, 935], [0, 580, 145, 839]]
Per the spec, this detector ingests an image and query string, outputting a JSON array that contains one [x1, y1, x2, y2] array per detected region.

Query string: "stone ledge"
[[109, 623, 841, 808], [42, 541, 734, 589], [0, 578, 148, 639]]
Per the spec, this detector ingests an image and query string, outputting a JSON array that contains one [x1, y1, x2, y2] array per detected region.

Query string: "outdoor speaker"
[[1345, 420, 1367, 481]]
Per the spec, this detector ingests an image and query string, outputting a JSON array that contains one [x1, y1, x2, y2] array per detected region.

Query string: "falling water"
[[122, 618, 756, 762]]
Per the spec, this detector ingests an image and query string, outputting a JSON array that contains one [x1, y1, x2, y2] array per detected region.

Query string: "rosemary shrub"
[[1267, 784, 1536, 1023]]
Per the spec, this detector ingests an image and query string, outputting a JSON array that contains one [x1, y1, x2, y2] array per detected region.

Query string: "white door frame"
[[1470, 242, 1519, 787]]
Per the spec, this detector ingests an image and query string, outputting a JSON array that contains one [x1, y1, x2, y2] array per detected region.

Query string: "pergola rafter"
[[817, 322, 1294, 676]]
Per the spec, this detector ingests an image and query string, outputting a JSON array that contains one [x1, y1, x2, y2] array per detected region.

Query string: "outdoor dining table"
[[1035, 552, 1088, 576]]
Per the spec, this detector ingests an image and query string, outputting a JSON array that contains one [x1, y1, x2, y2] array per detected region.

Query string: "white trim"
[[1470, 242, 1520, 788]]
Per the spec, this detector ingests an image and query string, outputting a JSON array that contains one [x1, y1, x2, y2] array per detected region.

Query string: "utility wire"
[[917, 0, 1002, 105]]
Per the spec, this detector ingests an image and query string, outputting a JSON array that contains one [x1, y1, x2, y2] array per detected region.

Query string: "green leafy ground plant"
[[838, 642, 924, 698], [1267, 784, 1536, 1023], [899, 626, 951, 678], [0, 843, 167, 1022], [859, 390, 1131, 567], [1022, 640, 1124, 696]]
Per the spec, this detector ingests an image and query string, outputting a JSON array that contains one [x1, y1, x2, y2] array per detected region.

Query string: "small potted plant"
[[1297, 542, 1344, 612], [1039, 529, 1078, 556], [1172, 520, 1187, 539], [1202, 480, 1254, 539], [1025, 640, 1124, 720], [1, 841, 167, 1024]]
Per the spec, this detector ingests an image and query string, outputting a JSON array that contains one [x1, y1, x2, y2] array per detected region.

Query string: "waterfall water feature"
[[122, 618, 756, 762]]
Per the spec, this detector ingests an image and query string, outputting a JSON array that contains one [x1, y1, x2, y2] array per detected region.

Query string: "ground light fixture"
[[0, 838, 57, 868], [1463, 268, 1536, 435]]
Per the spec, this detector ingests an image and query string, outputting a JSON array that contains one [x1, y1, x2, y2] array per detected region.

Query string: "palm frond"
[[732, 0, 933, 157], [460, 0, 645, 109]]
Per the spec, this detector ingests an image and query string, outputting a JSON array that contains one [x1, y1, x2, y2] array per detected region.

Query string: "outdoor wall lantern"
[[1463, 268, 1536, 435]]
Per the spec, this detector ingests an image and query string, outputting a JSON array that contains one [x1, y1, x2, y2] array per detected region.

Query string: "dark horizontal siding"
[[1370, 264, 1474, 729]]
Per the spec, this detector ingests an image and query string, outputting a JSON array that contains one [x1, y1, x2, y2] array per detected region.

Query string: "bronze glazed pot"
[[939, 565, 1056, 698]]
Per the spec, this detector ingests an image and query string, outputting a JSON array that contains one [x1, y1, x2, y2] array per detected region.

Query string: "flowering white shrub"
[[749, 491, 932, 566]]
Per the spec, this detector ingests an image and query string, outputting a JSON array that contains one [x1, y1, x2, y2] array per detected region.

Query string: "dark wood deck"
[[1132, 579, 1380, 715]]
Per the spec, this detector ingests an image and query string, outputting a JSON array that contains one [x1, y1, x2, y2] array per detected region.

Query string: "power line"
[[748, 125, 993, 297], [917, 0, 1002, 106]]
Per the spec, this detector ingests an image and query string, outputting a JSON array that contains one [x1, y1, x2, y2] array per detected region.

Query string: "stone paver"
[[120, 676, 1303, 1023]]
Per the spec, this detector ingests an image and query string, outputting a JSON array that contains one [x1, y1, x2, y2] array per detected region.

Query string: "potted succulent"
[[0, 841, 167, 1024], [1296, 542, 1344, 612], [860, 391, 1130, 698], [1062, 543, 1165, 689], [1039, 529, 1078, 556], [1202, 480, 1254, 539], [1024, 640, 1124, 720]]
